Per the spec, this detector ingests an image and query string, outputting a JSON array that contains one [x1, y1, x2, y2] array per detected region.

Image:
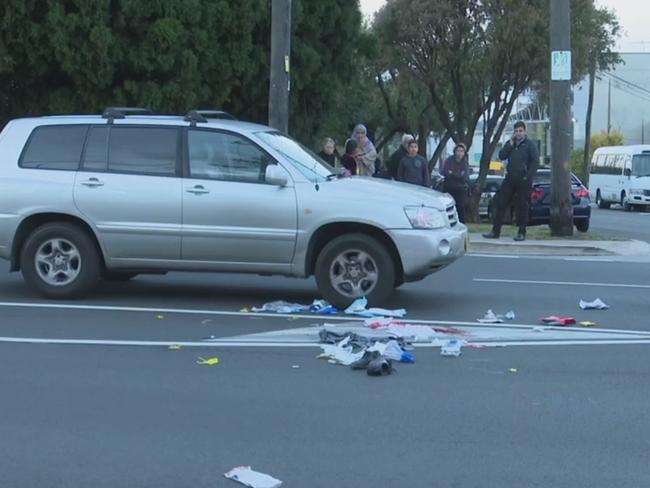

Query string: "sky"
[[359, 0, 648, 52]]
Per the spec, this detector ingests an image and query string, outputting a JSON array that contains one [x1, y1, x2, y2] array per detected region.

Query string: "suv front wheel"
[[315, 233, 396, 309], [20, 223, 101, 298]]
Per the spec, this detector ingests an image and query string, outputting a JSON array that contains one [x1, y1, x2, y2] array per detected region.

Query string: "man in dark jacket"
[[397, 140, 431, 187], [483, 121, 539, 241], [386, 134, 414, 179]]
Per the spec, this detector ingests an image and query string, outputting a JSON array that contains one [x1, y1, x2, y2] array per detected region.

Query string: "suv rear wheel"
[[315, 233, 396, 309], [20, 223, 101, 298]]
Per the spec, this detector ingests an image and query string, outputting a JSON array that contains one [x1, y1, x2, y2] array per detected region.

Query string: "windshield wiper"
[[326, 173, 341, 180]]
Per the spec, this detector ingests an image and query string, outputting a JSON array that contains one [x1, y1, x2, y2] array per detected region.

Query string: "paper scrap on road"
[[477, 310, 503, 324], [156, 314, 164, 320], [196, 356, 220, 366], [168, 344, 182, 350], [344, 297, 406, 318], [579, 298, 610, 310], [579, 321, 597, 327], [224, 466, 282, 488], [508, 368, 518, 373], [477, 310, 515, 324], [540, 316, 576, 326], [441, 339, 463, 357]]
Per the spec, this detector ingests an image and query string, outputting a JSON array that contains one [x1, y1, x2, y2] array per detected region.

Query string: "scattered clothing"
[[441, 339, 463, 357], [579, 298, 609, 310], [540, 316, 576, 326], [344, 297, 406, 318], [224, 466, 283, 488]]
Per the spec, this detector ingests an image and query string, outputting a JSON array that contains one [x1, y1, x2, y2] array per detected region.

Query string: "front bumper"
[[387, 224, 467, 282]]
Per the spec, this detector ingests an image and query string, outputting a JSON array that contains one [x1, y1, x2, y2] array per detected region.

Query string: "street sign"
[[551, 50, 571, 81]]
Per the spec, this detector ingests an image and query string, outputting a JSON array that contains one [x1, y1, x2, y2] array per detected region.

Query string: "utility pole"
[[607, 79, 611, 134], [268, 0, 291, 133], [549, 0, 573, 236]]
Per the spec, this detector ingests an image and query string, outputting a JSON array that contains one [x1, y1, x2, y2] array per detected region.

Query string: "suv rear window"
[[20, 125, 88, 170]]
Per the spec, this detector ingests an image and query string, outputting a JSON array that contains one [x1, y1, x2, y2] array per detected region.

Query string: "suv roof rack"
[[184, 109, 236, 126], [102, 107, 153, 123]]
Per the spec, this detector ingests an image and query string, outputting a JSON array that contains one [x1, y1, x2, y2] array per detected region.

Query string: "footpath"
[[469, 233, 650, 257]]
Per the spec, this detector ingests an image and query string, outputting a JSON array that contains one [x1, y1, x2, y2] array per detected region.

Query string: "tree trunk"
[[375, 127, 397, 153], [582, 65, 596, 185], [417, 120, 428, 158], [428, 131, 451, 170]]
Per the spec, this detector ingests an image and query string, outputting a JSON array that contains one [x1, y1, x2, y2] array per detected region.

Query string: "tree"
[[373, 0, 620, 221], [581, 6, 621, 181]]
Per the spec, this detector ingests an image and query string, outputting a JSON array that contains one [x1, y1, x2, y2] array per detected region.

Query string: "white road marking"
[[1, 335, 650, 348], [474, 278, 650, 289], [1, 300, 650, 337]]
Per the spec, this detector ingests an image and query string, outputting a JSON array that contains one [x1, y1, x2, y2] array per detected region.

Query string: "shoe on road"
[[482, 231, 500, 239], [350, 350, 380, 370], [514, 233, 526, 242]]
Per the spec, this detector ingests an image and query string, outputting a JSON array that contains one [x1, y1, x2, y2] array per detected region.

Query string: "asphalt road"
[[589, 205, 650, 242], [2, 255, 650, 487]]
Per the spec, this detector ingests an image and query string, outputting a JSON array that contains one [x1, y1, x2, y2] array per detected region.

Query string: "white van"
[[590, 145, 650, 211]]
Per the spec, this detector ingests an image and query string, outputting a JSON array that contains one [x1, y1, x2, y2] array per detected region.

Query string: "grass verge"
[[467, 223, 627, 241]]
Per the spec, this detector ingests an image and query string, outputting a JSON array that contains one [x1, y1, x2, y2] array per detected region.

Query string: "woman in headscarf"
[[351, 124, 377, 176]]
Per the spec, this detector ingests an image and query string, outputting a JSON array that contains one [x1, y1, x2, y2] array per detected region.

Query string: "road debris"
[[291, 365, 300, 369], [440, 339, 463, 357], [508, 368, 518, 373], [168, 344, 182, 350], [156, 314, 165, 320], [201, 319, 213, 325], [540, 316, 576, 326], [196, 356, 220, 366], [251, 299, 338, 315], [579, 321, 597, 327], [477, 309, 515, 323], [224, 466, 282, 488], [344, 297, 406, 318], [579, 298, 610, 310], [366, 356, 393, 376]]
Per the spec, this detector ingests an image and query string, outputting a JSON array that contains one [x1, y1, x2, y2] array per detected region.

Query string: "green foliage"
[[0, 0, 368, 148], [571, 148, 585, 180], [590, 130, 624, 153]]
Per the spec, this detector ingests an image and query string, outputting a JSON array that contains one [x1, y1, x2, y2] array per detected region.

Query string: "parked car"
[[0, 108, 467, 307], [469, 174, 504, 220], [481, 169, 590, 232]]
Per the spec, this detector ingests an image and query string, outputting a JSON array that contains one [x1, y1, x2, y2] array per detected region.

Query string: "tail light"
[[573, 187, 589, 199], [529, 188, 544, 201]]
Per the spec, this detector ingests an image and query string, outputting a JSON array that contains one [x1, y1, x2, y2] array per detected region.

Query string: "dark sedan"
[[481, 169, 591, 232]]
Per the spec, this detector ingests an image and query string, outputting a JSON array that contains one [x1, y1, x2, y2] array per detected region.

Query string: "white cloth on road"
[[224, 466, 282, 488]]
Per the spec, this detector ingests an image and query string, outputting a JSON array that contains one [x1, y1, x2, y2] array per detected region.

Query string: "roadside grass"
[[467, 223, 628, 241]]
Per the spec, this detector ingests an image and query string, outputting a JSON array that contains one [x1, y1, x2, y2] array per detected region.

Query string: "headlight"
[[404, 206, 446, 229], [629, 189, 644, 195]]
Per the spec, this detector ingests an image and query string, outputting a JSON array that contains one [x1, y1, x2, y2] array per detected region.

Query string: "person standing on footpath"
[[386, 133, 414, 180], [483, 121, 539, 241], [441, 143, 470, 223], [397, 140, 431, 187], [351, 124, 377, 176]]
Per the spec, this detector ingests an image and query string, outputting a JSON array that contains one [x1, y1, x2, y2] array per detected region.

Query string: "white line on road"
[[2, 300, 650, 337], [474, 278, 650, 289], [2, 335, 650, 348]]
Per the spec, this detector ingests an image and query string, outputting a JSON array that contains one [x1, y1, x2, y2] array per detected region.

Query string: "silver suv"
[[0, 108, 467, 307]]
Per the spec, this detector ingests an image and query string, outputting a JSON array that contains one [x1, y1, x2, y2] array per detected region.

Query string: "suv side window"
[[188, 129, 274, 183], [107, 126, 178, 176], [20, 125, 88, 170]]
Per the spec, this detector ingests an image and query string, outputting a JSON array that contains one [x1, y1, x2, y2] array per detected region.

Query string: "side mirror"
[[624, 168, 632, 178], [265, 164, 289, 186]]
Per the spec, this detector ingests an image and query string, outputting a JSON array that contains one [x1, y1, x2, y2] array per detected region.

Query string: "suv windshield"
[[632, 154, 650, 177], [256, 131, 335, 181]]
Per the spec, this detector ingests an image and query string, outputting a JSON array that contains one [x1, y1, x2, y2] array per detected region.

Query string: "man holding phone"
[[483, 121, 539, 241]]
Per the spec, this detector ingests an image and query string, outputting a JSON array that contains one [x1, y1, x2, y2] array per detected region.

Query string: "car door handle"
[[80, 177, 104, 187], [186, 185, 210, 195]]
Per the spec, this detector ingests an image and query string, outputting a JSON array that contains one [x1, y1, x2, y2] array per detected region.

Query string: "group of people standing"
[[317, 124, 471, 223]]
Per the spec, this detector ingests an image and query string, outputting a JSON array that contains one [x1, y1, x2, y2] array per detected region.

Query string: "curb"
[[469, 241, 614, 256], [468, 235, 650, 256]]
